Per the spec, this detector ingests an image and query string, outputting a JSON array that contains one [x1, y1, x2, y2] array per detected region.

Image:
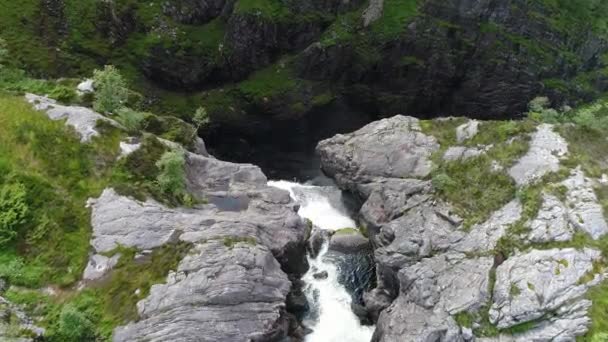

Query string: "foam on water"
[[269, 180, 374, 342]]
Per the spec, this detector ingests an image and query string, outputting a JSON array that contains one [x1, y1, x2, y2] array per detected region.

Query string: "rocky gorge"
[[2, 0, 608, 341]]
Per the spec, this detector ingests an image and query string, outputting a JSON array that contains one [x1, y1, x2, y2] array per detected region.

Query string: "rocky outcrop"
[[317, 116, 608, 341], [25, 94, 121, 142], [508, 124, 568, 186], [317, 115, 439, 191], [114, 240, 292, 342], [374, 253, 493, 342], [525, 193, 573, 243], [489, 248, 603, 340], [562, 168, 608, 239], [86, 146, 308, 340]]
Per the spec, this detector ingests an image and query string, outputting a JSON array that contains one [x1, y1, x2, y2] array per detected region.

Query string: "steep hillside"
[[1, 0, 608, 137]]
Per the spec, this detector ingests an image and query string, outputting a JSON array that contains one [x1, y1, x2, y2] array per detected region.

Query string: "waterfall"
[[269, 180, 375, 342]]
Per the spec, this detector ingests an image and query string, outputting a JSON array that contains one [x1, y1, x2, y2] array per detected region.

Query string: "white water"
[[269, 180, 375, 342]]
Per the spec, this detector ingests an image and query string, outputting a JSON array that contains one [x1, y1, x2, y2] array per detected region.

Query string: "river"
[[269, 180, 375, 342]]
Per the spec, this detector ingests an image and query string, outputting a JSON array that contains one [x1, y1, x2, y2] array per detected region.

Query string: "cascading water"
[[269, 180, 375, 342]]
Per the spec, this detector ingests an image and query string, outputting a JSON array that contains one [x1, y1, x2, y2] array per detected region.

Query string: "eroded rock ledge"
[[87, 151, 308, 341], [317, 116, 608, 341]]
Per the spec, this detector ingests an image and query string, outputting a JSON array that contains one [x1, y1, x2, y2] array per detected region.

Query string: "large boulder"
[[373, 253, 493, 342], [489, 248, 603, 340], [114, 240, 292, 342], [85, 149, 309, 341], [316, 115, 439, 191]]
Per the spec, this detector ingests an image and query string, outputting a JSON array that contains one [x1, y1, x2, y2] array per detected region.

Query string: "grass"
[[371, 0, 420, 40], [223, 236, 257, 248], [0, 93, 124, 286], [6, 242, 192, 341], [238, 60, 298, 102]]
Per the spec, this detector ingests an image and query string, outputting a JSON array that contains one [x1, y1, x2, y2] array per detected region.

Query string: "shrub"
[[49, 86, 77, 104], [155, 150, 186, 199], [92, 65, 129, 114], [528, 96, 550, 112], [0, 181, 28, 246], [52, 305, 96, 341], [193, 107, 210, 130], [116, 107, 146, 134]]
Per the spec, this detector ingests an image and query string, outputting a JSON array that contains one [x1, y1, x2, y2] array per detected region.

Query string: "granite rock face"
[[317, 115, 439, 191], [85, 145, 308, 340], [509, 124, 568, 186], [562, 168, 608, 240], [489, 248, 603, 339], [374, 253, 493, 342], [114, 241, 292, 342], [25, 93, 121, 142], [317, 116, 607, 341], [525, 193, 573, 244]]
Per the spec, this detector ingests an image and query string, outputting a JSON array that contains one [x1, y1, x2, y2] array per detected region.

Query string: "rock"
[[313, 271, 328, 280], [489, 248, 603, 336], [25, 93, 121, 142], [76, 79, 94, 95], [308, 229, 332, 259], [509, 124, 568, 186], [114, 241, 292, 342], [83, 253, 121, 281], [399, 253, 493, 315], [193, 137, 209, 157], [358, 178, 433, 238], [119, 137, 141, 158], [442, 145, 488, 162], [456, 120, 479, 143], [453, 200, 522, 253], [329, 229, 369, 254], [351, 303, 373, 326], [317, 116, 439, 191], [90, 152, 308, 274], [462, 327, 474, 341], [362, 0, 384, 27], [373, 200, 465, 297], [562, 168, 608, 239], [363, 288, 393, 323], [525, 193, 573, 243], [0, 296, 45, 340], [373, 253, 493, 342], [372, 298, 462, 342]]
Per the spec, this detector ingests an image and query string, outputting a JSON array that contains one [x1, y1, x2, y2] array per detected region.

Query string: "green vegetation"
[[93, 65, 130, 114], [0, 181, 28, 246], [0, 94, 123, 287], [371, 0, 420, 40], [223, 236, 257, 248], [5, 242, 191, 340], [156, 150, 188, 203], [334, 228, 361, 236]]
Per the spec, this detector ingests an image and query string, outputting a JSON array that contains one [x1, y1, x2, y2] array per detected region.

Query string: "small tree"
[[92, 65, 129, 114], [0, 182, 28, 246], [155, 150, 186, 199], [116, 107, 146, 134], [54, 305, 96, 341], [191, 107, 210, 139]]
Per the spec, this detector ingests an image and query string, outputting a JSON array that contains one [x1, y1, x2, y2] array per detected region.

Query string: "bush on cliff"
[[93, 65, 129, 115], [0, 180, 29, 246]]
